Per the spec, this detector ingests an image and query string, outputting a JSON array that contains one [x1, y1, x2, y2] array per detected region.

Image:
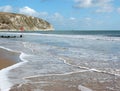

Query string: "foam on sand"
[[0, 46, 28, 91], [78, 85, 93, 91]]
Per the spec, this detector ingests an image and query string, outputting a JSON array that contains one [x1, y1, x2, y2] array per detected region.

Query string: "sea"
[[0, 30, 120, 91]]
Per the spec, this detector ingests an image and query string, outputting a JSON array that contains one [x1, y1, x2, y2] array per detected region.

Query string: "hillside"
[[0, 12, 54, 31]]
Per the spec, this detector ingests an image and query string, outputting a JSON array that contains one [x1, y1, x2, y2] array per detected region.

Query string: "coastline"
[[0, 47, 20, 91], [9, 70, 120, 91], [0, 47, 27, 91], [0, 48, 20, 70], [0, 31, 120, 91]]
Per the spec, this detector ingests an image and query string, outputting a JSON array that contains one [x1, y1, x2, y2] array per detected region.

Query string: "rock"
[[0, 12, 54, 31]]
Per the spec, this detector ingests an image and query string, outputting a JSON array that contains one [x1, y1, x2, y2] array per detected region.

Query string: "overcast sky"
[[0, 0, 120, 30]]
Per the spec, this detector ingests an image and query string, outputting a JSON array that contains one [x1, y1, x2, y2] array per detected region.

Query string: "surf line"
[[0, 46, 28, 91], [24, 56, 89, 79], [59, 56, 120, 77]]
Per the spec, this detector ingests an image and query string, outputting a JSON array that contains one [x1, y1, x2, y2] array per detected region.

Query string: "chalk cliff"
[[0, 12, 54, 31]]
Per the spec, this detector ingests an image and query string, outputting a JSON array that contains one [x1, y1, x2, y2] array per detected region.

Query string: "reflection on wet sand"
[[10, 71, 120, 91]]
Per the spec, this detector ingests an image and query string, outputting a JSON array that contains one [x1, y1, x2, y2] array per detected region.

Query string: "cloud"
[[49, 12, 64, 23], [74, 0, 114, 13], [96, 5, 113, 13], [74, 0, 92, 8], [0, 5, 13, 12], [69, 17, 76, 21], [84, 17, 92, 26], [74, 0, 113, 8], [0, 5, 109, 30], [117, 8, 120, 13], [38, 12, 48, 19], [19, 7, 63, 23], [19, 6, 39, 16], [52, 12, 63, 19], [19, 6, 49, 20]]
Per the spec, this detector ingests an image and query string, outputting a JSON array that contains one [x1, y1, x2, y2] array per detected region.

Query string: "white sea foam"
[[0, 69, 11, 91], [0, 32, 120, 90], [78, 85, 93, 91], [24, 69, 89, 80], [89, 68, 120, 76], [1, 32, 120, 41], [58, 57, 120, 77], [0, 32, 22, 35], [0, 46, 28, 91], [22, 32, 120, 41], [24, 57, 90, 79], [0, 46, 19, 53]]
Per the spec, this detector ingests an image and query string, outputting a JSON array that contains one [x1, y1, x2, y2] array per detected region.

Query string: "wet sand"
[[0, 48, 20, 70], [0, 49, 119, 91], [0, 58, 16, 70], [9, 71, 120, 91]]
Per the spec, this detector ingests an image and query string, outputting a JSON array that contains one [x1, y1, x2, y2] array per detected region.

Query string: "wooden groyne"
[[0, 35, 22, 38]]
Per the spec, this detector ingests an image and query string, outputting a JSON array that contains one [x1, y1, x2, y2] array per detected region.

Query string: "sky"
[[0, 0, 120, 30]]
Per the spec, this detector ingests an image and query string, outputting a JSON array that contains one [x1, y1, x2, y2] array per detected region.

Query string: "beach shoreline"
[[0, 48, 20, 70], [0, 47, 25, 91], [9, 71, 120, 91], [0, 31, 120, 91], [0, 47, 119, 91]]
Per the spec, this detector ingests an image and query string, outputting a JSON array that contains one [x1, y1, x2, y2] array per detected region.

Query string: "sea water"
[[0, 30, 120, 90]]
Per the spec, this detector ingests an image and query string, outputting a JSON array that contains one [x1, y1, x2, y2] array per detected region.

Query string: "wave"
[[24, 32, 120, 41], [78, 85, 93, 91], [59, 57, 120, 77], [0, 32, 120, 91], [0, 32, 120, 41], [24, 56, 120, 81], [0, 46, 28, 91]]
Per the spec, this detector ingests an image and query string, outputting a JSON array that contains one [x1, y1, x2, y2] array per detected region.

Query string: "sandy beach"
[[0, 46, 119, 91], [0, 31, 120, 91], [9, 71, 120, 91], [0, 48, 21, 91], [0, 58, 15, 70], [0, 48, 20, 70]]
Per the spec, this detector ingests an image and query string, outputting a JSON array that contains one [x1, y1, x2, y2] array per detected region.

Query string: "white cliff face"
[[0, 12, 54, 31]]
